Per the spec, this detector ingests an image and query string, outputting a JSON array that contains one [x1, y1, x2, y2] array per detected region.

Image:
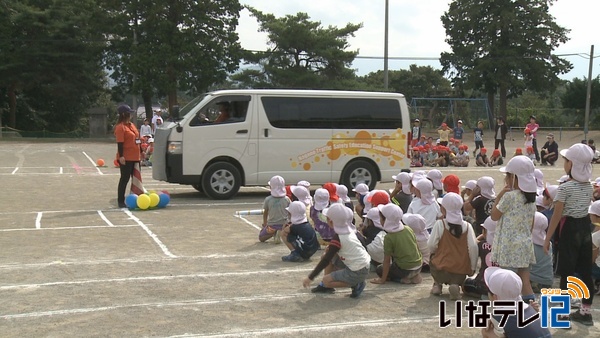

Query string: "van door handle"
[[236, 129, 248, 134], [264, 129, 269, 137]]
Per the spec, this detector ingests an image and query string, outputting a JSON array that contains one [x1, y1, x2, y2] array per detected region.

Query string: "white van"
[[152, 89, 411, 199]]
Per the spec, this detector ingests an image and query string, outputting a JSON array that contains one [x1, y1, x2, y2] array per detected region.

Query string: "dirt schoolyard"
[[0, 130, 599, 337]]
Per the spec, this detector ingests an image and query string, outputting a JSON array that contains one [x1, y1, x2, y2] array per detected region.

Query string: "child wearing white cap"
[[336, 184, 354, 211], [463, 217, 496, 299], [281, 201, 321, 262], [362, 208, 386, 266], [428, 193, 478, 300], [389, 171, 413, 213], [407, 179, 442, 233], [371, 204, 423, 284], [545, 143, 595, 325], [352, 183, 370, 220], [427, 169, 444, 197], [588, 201, 600, 294], [402, 213, 431, 268], [259, 176, 291, 242], [303, 203, 371, 298], [310, 188, 335, 244], [482, 267, 551, 338], [491, 155, 538, 304], [529, 212, 553, 293], [464, 176, 496, 236]]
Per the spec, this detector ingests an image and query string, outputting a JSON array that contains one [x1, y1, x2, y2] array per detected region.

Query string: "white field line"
[[97, 210, 115, 227], [82, 151, 103, 175], [233, 214, 261, 231], [123, 209, 176, 258], [0, 268, 313, 290], [59, 166, 63, 174], [11, 167, 18, 174], [0, 224, 138, 232], [35, 212, 42, 229]]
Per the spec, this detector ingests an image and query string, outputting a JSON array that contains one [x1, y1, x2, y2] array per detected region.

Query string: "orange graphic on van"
[[292, 129, 407, 170]]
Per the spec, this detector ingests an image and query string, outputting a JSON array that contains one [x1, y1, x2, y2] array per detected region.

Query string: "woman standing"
[[114, 104, 141, 208], [494, 117, 508, 158]]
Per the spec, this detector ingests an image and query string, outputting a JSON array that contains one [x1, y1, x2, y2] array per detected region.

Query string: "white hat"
[[534, 169, 545, 192], [286, 201, 308, 225], [458, 119, 463, 124], [148, 138, 154, 143], [427, 169, 443, 191], [499, 155, 537, 193], [297, 180, 311, 188], [352, 183, 369, 195], [336, 184, 351, 203], [291, 185, 312, 207], [545, 185, 558, 200], [462, 180, 477, 191], [476, 176, 496, 199], [560, 143, 594, 182], [392, 172, 412, 194], [402, 213, 429, 242], [481, 217, 497, 245], [593, 177, 600, 186], [439, 193, 463, 225], [589, 200, 600, 216], [268, 175, 286, 197], [557, 175, 569, 183], [535, 195, 546, 208], [377, 204, 404, 233], [415, 179, 435, 205], [484, 267, 523, 301], [322, 203, 354, 235], [313, 188, 330, 211], [365, 207, 383, 229], [532, 212, 548, 246]]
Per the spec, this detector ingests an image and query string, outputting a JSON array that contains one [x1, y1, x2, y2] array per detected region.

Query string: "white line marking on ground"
[[97, 210, 115, 227], [11, 167, 19, 174], [123, 209, 176, 258], [0, 224, 138, 232], [59, 167, 63, 174], [0, 268, 312, 290], [35, 212, 42, 229], [233, 214, 261, 231], [82, 151, 103, 175]]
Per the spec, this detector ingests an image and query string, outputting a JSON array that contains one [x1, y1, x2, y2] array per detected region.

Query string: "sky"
[[236, 0, 599, 81]]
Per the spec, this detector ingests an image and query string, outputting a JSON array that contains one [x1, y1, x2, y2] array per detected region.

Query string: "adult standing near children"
[[494, 117, 508, 158], [525, 115, 540, 162], [114, 104, 142, 208], [540, 133, 559, 166]]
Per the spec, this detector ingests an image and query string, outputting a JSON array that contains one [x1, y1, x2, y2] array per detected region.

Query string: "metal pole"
[[383, 0, 389, 90], [584, 45, 594, 140]]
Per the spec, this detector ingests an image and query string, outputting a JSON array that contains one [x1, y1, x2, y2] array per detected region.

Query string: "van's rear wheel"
[[201, 162, 241, 200], [341, 160, 378, 193]]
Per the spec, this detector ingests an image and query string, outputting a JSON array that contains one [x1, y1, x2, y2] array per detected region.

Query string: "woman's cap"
[[499, 155, 537, 193], [438, 192, 463, 224], [392, 172, 412, 194], [322, 183, 340, 202], [365, 207, 383, 229], [268, 175, 286, 197], [297, 180, 311, 188], [442, 174, 460, 194], [532, 212, 548, 246], [148, 138, 154, 143], [593, 177, 600, 186], [336, 184, 351, 203], [458, 119, 463, 124], [484, 267, 523, 301], [589, 200, 600, 216], [427, 169, 443, 190], [481, 216, 497, 245], [462, 180, 477, 191], [367, 191, 390, 207], [476, 176, 496, 199], [402, 213, 429, 242], [117, 104, 135, 114], [313, 188, 330, 211], [352, 183, 369, 195], [415, 179, 435, 205], [377, 203, 404, 233], [291, 185, 312, 207], [322, 203, 354, 235], [560, 143, 594, 182], [286, 201, 308, 224]]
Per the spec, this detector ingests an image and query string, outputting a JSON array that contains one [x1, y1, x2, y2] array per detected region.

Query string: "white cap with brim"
[[336, 184, 351, 203], [462, 180, 477, 191], [352, 183, 369, 195], [415, 179, 435, 205], [484, 267, 523, 301], [286, 201, 308, 224], [532, 212, 548, 246], [268, 176, 287, 197], [589, 200, 600, 217], [291, 185, 312, 207], [499, 155, 537, 193], [297, 180, 311, 188], [313, 188, 329, 211], [392, 172, 412, 194], [560, 143, 594, 182], [377, 204, 404, 233], [365, 207, 383, 229], [438, 193, 463, 225], [545, 185, 559, 200], [481, 217, 497, 245], [427, 170, 443, 191], [322, 203, 354, 235], [402, 213, 429, 242], [557, 175, 569, 183], [476, 176, 496, 199]]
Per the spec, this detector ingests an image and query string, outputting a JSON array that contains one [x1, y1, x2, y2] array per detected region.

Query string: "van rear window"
[[261, 97, 402, 129]]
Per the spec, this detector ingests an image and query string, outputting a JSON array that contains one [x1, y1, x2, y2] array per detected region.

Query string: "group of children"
[[259, 141, 600, 334]]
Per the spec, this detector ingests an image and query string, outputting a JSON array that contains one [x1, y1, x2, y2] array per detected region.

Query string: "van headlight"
[[168, 141, 182, 154]]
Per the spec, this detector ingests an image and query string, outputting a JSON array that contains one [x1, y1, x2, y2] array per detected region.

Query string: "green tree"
[[103, 0, 243, 117], [440, 0, 571, 119], [561, 76, 600, 109], [233, 7, 362, 89]]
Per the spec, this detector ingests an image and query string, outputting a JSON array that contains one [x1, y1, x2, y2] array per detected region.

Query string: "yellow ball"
[[137, 194, 151, 210], [149, 193, 160, 208]]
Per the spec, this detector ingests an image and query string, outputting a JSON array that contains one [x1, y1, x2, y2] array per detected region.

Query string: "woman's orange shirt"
[[114, 123, 141, 161]]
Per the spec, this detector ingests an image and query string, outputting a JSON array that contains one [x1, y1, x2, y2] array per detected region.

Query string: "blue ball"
[[158, 193, 170, 208], [125, 194, 138, 209]]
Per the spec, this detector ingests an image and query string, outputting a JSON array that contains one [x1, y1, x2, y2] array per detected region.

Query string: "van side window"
[[190, 100, 249, 126], [261, 97, 403, 129]]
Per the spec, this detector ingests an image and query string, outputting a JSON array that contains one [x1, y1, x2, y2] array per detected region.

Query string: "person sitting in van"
[[214, 102, 231, 123]]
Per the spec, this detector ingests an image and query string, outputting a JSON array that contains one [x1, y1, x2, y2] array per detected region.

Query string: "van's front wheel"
[[201, 162, 241, 199], [341, 160, 378, 192]]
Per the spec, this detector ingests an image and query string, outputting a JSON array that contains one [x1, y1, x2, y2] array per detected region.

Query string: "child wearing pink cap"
[[310, 188, 335, 243], [303, 203, 371, 298], [362, 208, 386, 266], [259, 176, 291, 242], [545, 143, 595, 325], [352, 183, 370, 220], [281, 201, 320, 262], [389, 171, 413, 213], [529, 212, 553, 294], [402, 213, 430, 269], [407, 179, 442, 233]]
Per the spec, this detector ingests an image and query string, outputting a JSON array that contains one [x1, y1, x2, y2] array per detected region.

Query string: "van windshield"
[[179, 94, 208, 120]]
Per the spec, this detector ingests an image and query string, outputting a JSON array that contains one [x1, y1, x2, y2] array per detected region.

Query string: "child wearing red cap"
[[442, 174, 460, 194], [424, 146, 438, 167], [475, 148, 489, 166], [488, 149, 503, 167], [526, 146, 536, 162], [435, 146, 450, 167], [452, 145, 469, 167], [514, 147, 523, 156], [410, 147, 423, 167]]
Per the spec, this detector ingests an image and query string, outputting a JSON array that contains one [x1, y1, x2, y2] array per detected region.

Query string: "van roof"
[[208, 89, 405, 98]]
